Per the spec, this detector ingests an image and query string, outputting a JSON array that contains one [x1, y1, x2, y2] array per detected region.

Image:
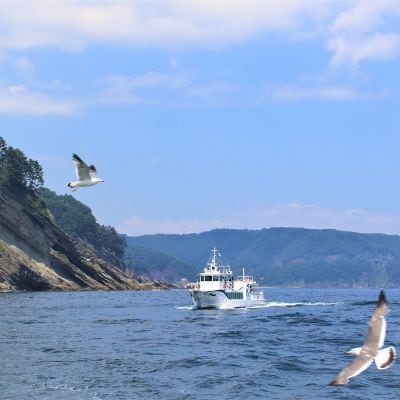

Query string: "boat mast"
[[212, 246, 217, 265], [210, 246, 219, 269]]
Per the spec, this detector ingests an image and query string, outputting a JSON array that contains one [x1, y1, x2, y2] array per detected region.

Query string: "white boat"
[[188, 247, 265, 309]]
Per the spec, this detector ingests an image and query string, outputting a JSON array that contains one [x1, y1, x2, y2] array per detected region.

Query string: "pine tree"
[[0, 136, 44, 192]]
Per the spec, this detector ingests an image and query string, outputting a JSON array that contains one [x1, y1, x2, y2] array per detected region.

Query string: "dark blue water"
[[1, 288, 399, 399]]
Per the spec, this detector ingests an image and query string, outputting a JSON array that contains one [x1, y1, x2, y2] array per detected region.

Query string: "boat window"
[[205, 276, 212, 281], [200, 275, 205, 281], [213, 276, 219, 281], [226, 292, 244, 300]]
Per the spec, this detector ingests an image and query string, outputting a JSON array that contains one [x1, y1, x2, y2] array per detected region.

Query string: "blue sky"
[[2, 1, 400, 236]]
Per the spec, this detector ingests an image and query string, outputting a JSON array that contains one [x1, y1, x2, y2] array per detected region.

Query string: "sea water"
[[0, 288, 399, 399]]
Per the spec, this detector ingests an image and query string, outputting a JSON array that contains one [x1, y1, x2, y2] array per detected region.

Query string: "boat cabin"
[[193, 247, 235, 291]]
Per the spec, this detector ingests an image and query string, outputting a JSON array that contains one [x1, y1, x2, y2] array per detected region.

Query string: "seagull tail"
[[374, 346, 396, 370], [67, 182, 78, 191]]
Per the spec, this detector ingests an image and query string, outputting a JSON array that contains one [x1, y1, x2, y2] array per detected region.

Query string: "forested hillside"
[[124, 244, 197, 282], [38, 188, 126, 268], [126, 228, 400, 287]]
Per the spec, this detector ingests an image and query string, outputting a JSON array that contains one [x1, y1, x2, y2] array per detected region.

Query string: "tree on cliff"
[[0, 136, 44, 192]]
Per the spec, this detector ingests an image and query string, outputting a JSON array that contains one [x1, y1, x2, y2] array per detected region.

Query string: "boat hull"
[[190, 290, 265, 309]]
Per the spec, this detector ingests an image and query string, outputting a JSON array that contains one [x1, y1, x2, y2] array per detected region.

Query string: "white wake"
[[248, 301, 341, 309]]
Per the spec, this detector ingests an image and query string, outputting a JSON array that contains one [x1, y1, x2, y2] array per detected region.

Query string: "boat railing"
[[188, 280, 235, 290], [237, 275, 255, 283], [221, 280, 234, 290], [250, 290, 264, 300], [187, 282, 200, 290]]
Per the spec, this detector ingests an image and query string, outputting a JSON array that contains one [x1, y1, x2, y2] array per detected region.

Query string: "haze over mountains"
[[126, 228, 400, 287]]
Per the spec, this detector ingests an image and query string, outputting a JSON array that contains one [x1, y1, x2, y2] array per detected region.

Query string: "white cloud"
[[100, 71, 186, 91], [0, 85, 79, 116], [99, 71, 236, 106], [13, 56, 34, 72], [119, 203, 400, 236], [253, 203, 400, 234], [328, 33, 400, 68], [118, 216, 230, 236], [269, 84, 365, 101], [183, 82, 237, 104], [0, 2, 136, 51], [330, 1, 400, 35], [0, 1, 399, 72], [327, 2, 400, 67], [1, 1, 399, 112], [98, 71, 183, 105], [0, 1, 338, 50]]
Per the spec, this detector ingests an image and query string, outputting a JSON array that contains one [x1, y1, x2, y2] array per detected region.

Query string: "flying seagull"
[[67, 154, 104, 191], [329, 290, 396, 386]]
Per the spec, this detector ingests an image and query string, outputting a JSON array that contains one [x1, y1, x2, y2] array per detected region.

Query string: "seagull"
[[329, 290, 396, 386], [67, 154, 104, 191]]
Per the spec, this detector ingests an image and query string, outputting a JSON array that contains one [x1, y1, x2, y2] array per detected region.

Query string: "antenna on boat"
[[212, 246, 217, 261], [210, 246, 218, 270]]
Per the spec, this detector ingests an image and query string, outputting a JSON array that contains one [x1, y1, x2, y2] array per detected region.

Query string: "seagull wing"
[[365, 290, 388, 350], [329, 353, 374, 385], [88, 165, 97, 178], [72, 154, 90, 180]]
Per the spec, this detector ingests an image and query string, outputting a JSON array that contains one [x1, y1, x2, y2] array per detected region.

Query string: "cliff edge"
[[0, 189, 164, 291]]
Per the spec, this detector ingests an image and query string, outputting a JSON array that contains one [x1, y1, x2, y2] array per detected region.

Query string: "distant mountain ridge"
[[126, 228, 400, 287], [124, 243, 197, 282]]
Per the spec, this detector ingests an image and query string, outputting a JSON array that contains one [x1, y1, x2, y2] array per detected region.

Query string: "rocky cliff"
[[0, 189, 164, 291]]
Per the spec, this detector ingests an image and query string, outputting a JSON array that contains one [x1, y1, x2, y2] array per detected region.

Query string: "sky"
[[2, 1, 400, 236]]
